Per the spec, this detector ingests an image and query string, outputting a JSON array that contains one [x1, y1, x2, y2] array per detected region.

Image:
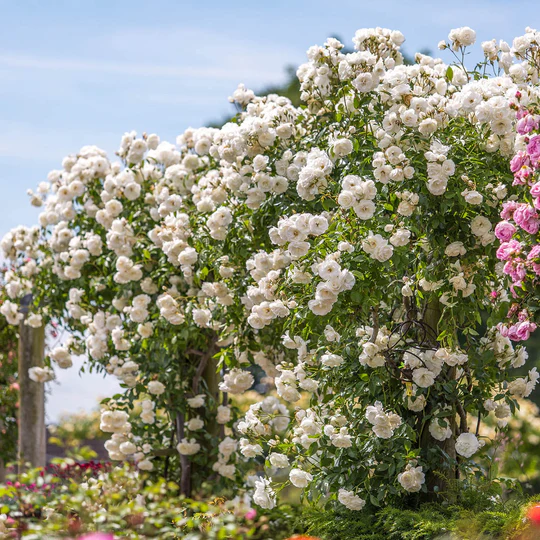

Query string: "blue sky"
[[2, 0, 539, 420]]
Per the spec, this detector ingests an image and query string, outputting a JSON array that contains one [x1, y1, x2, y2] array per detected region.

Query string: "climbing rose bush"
[[2, 24, 540, 512], [495, 86, 540, 338], [222, 26, 540, 509], [0, 133, 271, 493]]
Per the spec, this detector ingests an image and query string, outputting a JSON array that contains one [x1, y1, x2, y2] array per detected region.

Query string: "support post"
[[421, 298, 457, 500], [203, 356, 220, 438], [18, 320, 46, 471], [176, 412, 191, 496]]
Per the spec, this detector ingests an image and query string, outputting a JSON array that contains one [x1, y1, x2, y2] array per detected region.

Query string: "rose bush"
[[2, 24, 540, 515]]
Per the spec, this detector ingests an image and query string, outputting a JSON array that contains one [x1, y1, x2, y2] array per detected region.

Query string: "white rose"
[[412, 367, 436, 388], [176, 438, 201, 456], [470, 216, 492, 237], [398, 464, 425, 492], [269, 453, 290, 469], [455, 432, 481, 458], [338, 488, 366, 511], [253, 479, 276, 509], [332, 138, 354, 157], [429, 418, 452, 441], [445, 241, 466, 257], [289, 468, 313, 488]]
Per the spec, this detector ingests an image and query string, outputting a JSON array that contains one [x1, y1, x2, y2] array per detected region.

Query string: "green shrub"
[[297, 496, 540, 540]]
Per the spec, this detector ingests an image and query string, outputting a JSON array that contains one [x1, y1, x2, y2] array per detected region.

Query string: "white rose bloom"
[[332, 138, 354, 157], [148, 380, 165, 395], [455, 432, 481, 458], [457, 26, 476, 46], [186, 417, 204, 431], [445, 241, 466, 257], [412, 367, 436, 388], [176, 438, 201, 456], [217, 405, 232, 424], [289, 468, 313, 488], [253, 478, 276, 509], [26, 314, 43, 328], [240, 438, 264, 458], [338, 489, 366, 511], [187, 394, 206, 408], [429, 418, 452, 441], [462, 189, 483, 205], [470, 216, 492, 237], [324, 325, 341, 342], [28, 366, 55, 383], [407, 394, 426, 412], [354, 199, 376, 220], [269, 453, 290, 468], [50, 346, 72, 369], [398, 464, 425, 492], [137, 459, 154, 471], [119, 441, 137, 455], [219, 368, 254, 394], [321, 353, 344, 367]]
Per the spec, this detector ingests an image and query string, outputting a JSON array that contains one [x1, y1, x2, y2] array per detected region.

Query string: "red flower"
[[528, 504, 540, 526]]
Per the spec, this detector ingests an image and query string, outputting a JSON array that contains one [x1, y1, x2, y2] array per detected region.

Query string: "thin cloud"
[[0, 51, 286, 81]]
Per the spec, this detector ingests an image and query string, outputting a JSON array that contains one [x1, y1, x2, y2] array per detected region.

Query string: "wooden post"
[[0, 458, 5, 483], [203, 356, 220, 438], [18, 317, 46, 471], [421, 298, 457, 500], [176, 412, 192, 496]]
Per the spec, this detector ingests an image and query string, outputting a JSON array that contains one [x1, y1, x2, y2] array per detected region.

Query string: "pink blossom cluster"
[[495, 100, 540, 340]]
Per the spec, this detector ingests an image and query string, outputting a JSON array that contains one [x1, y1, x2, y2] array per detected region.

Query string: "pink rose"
[[77, 535, 114, 540], [495, 221, 516, 242], [527, 245, 540, 260], [503, 260, 526, 283], [500, 201, 519, 220], [517, 114, 539, 135], [513, 204, 539, 234], [531, 181, 540, 198], [497, 323, 510, 337], [510, 151, 529, 173], [527, 135, 540, 161], [496, 239, 522, 261], [245, 509, 257, 520], [507, 321, 537, 341], [527, 245, 540, 274]]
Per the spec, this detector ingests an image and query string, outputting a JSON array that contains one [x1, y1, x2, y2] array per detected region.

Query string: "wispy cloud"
[[0, 52, 285, 81]]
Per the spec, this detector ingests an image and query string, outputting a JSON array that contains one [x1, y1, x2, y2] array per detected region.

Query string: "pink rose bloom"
[[507, 321, 537, 341], [245, 509, 257, 520], [495, 220, 516, 242], [497, 323, 510, 337], [527, 245, 540, 260], [500, 201, 519, 220], [531, 262, 540, 275], [77, 535, 114, 540], [496, 239, 522, 261], [510, 151, 529, 173], [513, 204, 539, 234], [527, 135, 540, 161], [527, 245, 540, 274], [517, 114, 539, 134], [503, 260, 526, 283], [513, 166, 534, 185], [531, 181, 540, 198]]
